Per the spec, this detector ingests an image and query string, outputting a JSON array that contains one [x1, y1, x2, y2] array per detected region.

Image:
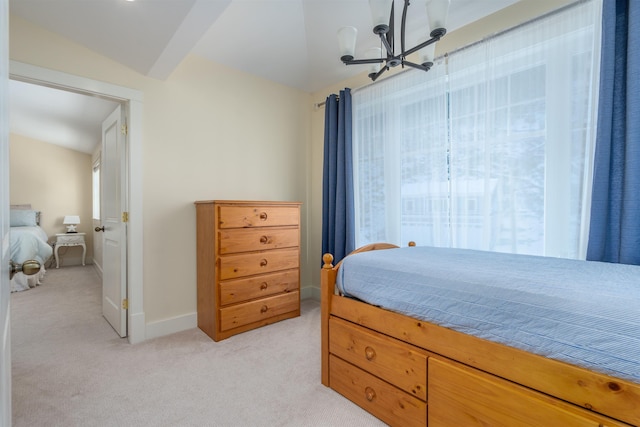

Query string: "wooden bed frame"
[[320, 244, 640, 426]]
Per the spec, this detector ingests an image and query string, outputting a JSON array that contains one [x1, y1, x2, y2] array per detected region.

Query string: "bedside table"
[[54, 233, 86, 268]]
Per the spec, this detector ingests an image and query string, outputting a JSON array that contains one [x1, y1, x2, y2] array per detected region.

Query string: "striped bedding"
[[336, 246, 640, 383]]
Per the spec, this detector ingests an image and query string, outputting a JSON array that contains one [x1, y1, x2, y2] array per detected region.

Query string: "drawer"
[[219, 291, 299, 331], [220, 269, 299, 305], [218, 227, 299, 254], [428, 357, 631, 427], [330, 317, 428, 401], [57, 234, 84, 244], [330, 355, 426, 427], [218, 205, 299, 229], [218, 248, 299, 280]]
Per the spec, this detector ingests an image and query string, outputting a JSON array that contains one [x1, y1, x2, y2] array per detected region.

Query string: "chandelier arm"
[[403, 32, 444, 58], [342, 58, 386, 65], [403, 60, 432, 72], [370, 65, 389, 82], [378, 33, 394, 57], [387, 1, 395, 56], [400, 0, 409, 56]]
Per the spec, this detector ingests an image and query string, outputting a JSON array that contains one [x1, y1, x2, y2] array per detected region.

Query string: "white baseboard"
[[145, 312, 197, 341], [144, 286, 320, 341], [93, 262, 103, 280]]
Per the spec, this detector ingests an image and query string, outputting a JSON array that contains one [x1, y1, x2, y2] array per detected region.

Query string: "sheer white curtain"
[[352, 0, 601, 258], [447, 0, 601, 258], [353, 61, 448, 246]]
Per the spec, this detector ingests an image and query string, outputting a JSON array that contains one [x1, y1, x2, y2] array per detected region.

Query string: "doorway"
[[9, 60, 145, 344]]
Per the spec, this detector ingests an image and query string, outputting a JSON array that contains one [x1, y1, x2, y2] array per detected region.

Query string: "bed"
[[10, 206, 53, 292], [321, 243, 640, 426]]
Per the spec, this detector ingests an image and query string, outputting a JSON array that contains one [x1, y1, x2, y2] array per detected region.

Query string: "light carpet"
[[10, 265, 386, 427]]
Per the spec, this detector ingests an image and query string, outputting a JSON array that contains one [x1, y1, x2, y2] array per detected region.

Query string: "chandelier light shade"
[[337, 0, 450, 81], [337, 26, 358, 61], [365, 47, 383, 75], [426, 0, 450, 32], [369, 0, 394, 33], [417, 37, 436, 65]]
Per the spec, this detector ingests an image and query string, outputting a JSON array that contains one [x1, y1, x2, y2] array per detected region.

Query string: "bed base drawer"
[[428, 357, 632, 427], [329, 317, 428, 401], [330, 355, 426, 427]]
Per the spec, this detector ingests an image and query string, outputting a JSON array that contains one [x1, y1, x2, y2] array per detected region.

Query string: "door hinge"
[[121, 124, 128, 135], [122, 299, 128, 310], [122, 212, 129, 223]]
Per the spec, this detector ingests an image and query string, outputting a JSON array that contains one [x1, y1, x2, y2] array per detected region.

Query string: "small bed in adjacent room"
[[321, 243, 640, 426], [10, 206, 53, 292]]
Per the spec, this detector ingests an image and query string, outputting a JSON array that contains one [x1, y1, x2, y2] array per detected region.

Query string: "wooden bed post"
[[321, 253, 336, 387]]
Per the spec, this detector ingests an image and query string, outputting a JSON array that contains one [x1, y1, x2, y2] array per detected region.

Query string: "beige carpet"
[[11, 266, 386, 427]]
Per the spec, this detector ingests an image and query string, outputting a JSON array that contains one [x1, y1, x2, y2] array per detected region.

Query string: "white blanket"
[[10, 226, 53, 292]]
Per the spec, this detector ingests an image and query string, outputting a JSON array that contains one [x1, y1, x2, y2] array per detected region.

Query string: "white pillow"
[[10, 209, 38, 227]]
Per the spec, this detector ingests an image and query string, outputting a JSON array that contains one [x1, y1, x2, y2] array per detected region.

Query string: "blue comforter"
[[336, 246, 640, 383]]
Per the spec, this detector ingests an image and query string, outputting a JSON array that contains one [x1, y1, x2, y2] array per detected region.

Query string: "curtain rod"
[[314, 97, 338, 110]]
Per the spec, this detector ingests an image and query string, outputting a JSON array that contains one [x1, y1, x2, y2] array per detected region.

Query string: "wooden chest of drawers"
[[194, 200, 301, 341]]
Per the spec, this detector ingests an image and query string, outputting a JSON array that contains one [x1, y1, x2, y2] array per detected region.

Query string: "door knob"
[[95, 226, 105, 232], [9, 259, 41, 280]]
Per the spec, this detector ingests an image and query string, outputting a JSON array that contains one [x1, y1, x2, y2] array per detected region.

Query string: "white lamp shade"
[[369, 0, 393, 28], [417, 38, 436, 64], [63, 215, 80, 232], [337, 26, 358, 59], [365, 47, 383, 74], [426, 0, 450, 31], [63, 215, 80, 225]]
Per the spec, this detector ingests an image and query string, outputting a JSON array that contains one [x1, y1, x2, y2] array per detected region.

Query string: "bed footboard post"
[[321, 253, 336, 387]]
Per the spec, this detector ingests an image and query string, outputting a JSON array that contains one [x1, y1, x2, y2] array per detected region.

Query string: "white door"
[[100, 105, 127, 337], [1, 0, 12, 422]]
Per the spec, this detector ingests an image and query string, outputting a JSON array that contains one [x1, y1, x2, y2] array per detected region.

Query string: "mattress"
[[336, 246, 640, 383]]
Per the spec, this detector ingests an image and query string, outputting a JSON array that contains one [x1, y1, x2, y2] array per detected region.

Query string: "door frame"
[[9, 61, 146, 344]]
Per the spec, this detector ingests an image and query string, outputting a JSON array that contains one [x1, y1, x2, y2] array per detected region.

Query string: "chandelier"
[[337, 0, 450, 81]]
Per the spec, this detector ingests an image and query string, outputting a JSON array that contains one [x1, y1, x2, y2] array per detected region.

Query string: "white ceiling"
[[9, 0, 520, 153]]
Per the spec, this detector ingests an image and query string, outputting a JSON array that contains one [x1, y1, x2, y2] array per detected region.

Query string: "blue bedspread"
[[336, 246, 640, 383]]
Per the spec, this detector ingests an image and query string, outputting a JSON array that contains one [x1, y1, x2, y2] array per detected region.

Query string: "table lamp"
[[63, 215, 80, 233]]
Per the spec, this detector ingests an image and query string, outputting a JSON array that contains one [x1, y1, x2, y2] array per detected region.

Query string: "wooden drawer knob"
[[259, 212, 268, 221], [365, 346, 376, 361], [365, 386, 376, 402], [260, 259, 268, 267], [260, 235, 269, 244], [260, 282, 268, 290], [260, 305, 268, 313]]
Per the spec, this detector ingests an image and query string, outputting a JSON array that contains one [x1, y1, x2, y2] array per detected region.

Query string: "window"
[[352, 0, 601, 259], [92, 158, 100, 220]]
